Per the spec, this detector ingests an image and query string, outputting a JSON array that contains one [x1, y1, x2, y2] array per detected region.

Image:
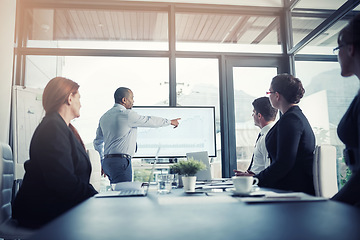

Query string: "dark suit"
[[12, 113, 97, 228], [255, 106, 315, 195], [332, 93, 360, 207]]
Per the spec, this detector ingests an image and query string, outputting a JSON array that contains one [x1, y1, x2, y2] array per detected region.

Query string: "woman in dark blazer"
[[235, 74, 316, 195], [331, 14, 360, 207], [258, 74, 315, 195], [12, 77, 98, 229]]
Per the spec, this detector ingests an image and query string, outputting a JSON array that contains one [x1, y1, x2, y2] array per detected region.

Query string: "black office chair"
[[0, 142, 34, 240]]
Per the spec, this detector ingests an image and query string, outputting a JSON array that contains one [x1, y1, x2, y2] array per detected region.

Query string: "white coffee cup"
[[232, 176, 259, 194]]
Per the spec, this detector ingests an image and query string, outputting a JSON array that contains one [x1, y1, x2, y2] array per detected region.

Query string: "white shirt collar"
[[260, 121, 275, 135]]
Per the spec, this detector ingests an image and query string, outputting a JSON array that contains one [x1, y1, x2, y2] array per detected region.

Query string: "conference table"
[[28, 186, 360, 240]]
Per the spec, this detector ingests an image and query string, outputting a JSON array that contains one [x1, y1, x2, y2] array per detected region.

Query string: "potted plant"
[[170, 158, 206, 192]]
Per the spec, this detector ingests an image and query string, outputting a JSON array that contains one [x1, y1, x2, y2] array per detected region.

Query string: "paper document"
[[195, 179, 233, 190], [236, 191, 327, 203]]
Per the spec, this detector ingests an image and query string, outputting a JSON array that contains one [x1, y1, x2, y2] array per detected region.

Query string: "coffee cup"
[[232, 176, 259, 194]]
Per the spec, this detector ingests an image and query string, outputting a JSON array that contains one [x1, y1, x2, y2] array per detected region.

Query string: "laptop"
[[95, 148, 159, 198], [186, 151, 212, 181]]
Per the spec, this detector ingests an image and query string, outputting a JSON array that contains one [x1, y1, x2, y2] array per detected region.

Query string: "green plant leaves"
[[170, 157, 206, 176]]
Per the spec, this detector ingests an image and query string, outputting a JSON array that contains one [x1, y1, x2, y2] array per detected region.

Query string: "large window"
[[232, 67, 278, 170], [24, 56, 169, 147], [295, 61, 359, 188], [23, 55, 169, 183], [291, 1, 348, 51], [293, 12, 350, 55], [176, 58, 221, 177], [15, 0, 360, 180], [25, 55, 62, 87]]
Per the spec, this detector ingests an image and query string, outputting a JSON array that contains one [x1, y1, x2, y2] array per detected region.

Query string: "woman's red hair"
[[42, 77, 85, 149], [42, 77, 79, 115]]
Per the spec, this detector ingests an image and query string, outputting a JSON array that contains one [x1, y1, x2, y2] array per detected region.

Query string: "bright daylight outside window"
[[24, 55, 170, 182], [233, 67, 278, 171], [296, 61, 359, 188], [176, 58, 221, 178]]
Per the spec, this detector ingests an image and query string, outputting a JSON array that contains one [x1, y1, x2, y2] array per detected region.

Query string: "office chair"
[[0, 142, 34, 240], [87, 149, 101, 192], [313, 145, 338, 198]]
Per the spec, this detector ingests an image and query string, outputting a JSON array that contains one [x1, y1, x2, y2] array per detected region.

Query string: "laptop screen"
[[186, 151, 211, 181]]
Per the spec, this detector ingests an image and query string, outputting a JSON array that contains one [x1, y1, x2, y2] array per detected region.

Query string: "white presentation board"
[[132, 106, 216, 158], [12, 86, 44, 165]]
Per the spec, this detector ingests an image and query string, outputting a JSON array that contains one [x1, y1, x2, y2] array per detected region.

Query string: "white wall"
[[0, 0, 16, 143]]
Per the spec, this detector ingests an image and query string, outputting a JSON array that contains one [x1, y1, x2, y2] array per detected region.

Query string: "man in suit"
[[234, 97, 277, 175]]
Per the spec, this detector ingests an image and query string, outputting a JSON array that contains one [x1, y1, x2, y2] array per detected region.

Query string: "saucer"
[[232, 192, 252, 197], [231, 190, 265, 197], [185, 190, 205, 194]]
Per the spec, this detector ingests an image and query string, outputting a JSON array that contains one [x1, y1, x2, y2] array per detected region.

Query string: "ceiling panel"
[[294, 0, 347, 10], [175, 13, 279, 45], [27, 8, 281, 46], [123, 0, 283, 7], [40, 9, 169, 41]]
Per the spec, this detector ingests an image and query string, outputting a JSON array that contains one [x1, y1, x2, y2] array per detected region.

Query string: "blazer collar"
[[51, 112, 89, 160]]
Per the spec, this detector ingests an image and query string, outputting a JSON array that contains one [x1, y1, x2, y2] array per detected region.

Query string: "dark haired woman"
[[235, 74, 316, 195], [332, 14, 360, 207], [12, 77, 97, 228]]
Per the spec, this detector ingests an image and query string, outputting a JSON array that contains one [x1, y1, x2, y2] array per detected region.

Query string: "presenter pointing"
[[94, 87, 180, 183]]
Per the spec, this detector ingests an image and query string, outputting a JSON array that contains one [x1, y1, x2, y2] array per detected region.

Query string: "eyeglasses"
[[266, 91, 275, 95], [333, 44, 346, 55]]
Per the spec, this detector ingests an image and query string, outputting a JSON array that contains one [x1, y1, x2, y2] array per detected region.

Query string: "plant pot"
[[182, 176, 196, 192]]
